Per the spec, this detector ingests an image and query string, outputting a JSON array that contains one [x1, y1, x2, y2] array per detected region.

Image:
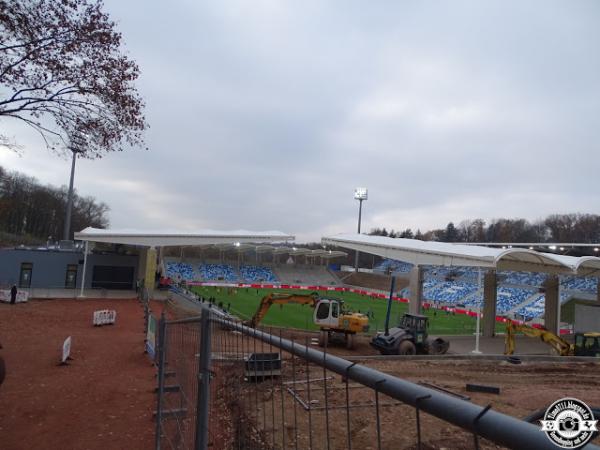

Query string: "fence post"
[[195, 308, 212, 450], [154, 311, 167, 450]]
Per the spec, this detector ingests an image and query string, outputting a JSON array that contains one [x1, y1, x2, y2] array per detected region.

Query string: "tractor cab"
[[574, 332, 600, 357], [399, 313, 429, 345]]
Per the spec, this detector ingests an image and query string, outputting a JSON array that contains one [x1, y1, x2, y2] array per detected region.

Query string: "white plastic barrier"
[[92, 309, 117, 326], [0, 290, 28, 303]]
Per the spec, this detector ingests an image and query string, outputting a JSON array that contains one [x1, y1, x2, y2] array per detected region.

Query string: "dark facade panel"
[[0, 249, 139, 289]]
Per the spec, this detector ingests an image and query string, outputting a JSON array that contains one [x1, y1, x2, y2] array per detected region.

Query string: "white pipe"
[[472, 267, 482, 354]]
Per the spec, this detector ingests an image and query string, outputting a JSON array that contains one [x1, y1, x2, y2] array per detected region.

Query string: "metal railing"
[[154, 293, 600, 450]]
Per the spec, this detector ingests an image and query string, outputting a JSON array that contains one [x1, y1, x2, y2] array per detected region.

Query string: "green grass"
[[191, 286, 506, 335]]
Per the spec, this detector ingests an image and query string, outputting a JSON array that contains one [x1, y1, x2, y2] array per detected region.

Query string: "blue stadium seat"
[[239, 265, 278, 282], [373, 259, 413, 275], [166, 262, 196, 280], [198, 264, 238, 281]]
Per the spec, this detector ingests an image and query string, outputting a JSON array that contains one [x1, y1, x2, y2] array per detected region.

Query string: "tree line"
[[0, 165, 109, 243], [369, 214, 600, 244]]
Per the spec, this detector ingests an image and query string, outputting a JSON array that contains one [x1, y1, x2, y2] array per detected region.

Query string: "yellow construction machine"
[[504, 321, 600, 357], [246, 292, 369, 349]]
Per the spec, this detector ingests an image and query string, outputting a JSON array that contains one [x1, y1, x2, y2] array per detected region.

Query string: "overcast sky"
[[1, 0, 599, 242]]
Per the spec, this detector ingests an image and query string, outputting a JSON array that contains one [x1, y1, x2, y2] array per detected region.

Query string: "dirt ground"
[[0, 298, 160, 450], [5, 296, 596, 450], [208, 324, 600, 450], [228, 357, 600, 450]]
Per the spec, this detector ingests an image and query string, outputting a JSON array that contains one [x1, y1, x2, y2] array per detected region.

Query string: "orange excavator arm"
[[247, 292, 320, 328]]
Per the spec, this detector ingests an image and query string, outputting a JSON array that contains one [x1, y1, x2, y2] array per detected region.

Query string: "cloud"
[[1, 0, 599, 243]]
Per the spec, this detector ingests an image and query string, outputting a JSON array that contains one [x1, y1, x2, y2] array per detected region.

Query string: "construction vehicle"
[[504, 321, 600, 357], [370, 313, 450, 355], [245, 292, 369, 349]]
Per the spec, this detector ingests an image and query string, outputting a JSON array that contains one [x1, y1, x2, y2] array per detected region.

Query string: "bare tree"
[[0, 0, 147, 157], [0, 165, 109, 241]]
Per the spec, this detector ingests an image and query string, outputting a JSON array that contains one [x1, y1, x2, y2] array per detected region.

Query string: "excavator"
[[245, 292, 369, 349], [504, 321, 600, 357]]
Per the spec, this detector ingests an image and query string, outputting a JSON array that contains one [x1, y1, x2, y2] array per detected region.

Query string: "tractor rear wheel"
[[398, 340, 416, 355]]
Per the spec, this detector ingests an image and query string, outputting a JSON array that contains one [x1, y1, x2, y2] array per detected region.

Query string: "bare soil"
[[209, 325, 600, 450], [0, 298, 161, 450]]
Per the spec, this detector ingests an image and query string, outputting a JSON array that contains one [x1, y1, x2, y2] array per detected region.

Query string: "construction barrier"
[[92, 309, 117, 326], [0, 290, 28, 303]]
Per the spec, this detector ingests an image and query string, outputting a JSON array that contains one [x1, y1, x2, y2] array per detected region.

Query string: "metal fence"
[[155, 314, 208, 450], [154, 296, 600, 450]]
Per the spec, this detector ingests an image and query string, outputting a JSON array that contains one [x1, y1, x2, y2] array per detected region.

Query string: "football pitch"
[[190, 286, 504, 335]]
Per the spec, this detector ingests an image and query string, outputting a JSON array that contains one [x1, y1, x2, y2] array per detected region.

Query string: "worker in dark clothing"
[[10, 285, 17, 305]]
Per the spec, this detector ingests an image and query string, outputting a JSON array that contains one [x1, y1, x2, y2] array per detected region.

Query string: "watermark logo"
[[540, 397, 597, 448]]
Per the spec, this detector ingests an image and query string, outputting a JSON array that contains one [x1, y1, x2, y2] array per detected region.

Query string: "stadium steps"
[[506, 292, 543, 315], [459, 288, 483, 307]]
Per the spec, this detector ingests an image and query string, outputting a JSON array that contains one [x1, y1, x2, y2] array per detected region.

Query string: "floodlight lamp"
[[529, 246, 534, 250], [595, 247, 599, 252], [549, 245, 557, 250], [292, 247, 297, 251], [234, 242, 241, 247], [354, 187, 368, 200], [560, 247, 565, 251]]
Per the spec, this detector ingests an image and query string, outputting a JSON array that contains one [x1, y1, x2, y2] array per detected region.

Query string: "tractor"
[[370, 313, 449, 355]]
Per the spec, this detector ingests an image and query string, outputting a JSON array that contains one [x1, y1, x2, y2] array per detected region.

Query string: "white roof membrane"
[[322, 234, 600, 276], [75, 227, 294, 247]]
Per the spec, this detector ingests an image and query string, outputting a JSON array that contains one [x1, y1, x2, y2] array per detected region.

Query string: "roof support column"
[[138, 247, 147, 283], [482, 270, 497, 338], [543, 275, 560, 336], [143, 247, 157, 295], [408, 266, 424, 315], [597, 279, 600, 304]]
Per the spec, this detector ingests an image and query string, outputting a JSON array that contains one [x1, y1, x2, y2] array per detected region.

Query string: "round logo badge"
[[540, 397, 598, 448]]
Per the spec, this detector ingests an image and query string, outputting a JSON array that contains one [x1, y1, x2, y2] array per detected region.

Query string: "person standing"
[[10, 285, 17, 305], [0, 341, 5, 387]]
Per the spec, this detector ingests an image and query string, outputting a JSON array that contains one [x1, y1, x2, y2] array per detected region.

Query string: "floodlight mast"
[[63, 134, 85, 241], [354, 187, 368, 272]]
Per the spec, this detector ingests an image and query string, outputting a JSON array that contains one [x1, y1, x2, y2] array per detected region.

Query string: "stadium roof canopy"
[[322, 233, 600, 276], [75, 227, 295, 247]]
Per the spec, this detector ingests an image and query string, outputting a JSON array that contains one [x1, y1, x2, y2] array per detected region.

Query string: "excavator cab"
[[574, 333, 600, 357], [313, 299, 341, 329]]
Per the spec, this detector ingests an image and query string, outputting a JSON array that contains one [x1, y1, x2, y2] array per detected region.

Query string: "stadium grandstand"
[[165, 248, 598, 323], [161, 243, 347, 286], [374, 257, 598, 321], [69, 228, 598, 331], [322, 234, 600, 336]]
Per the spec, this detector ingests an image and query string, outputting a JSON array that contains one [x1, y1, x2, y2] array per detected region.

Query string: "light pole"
[[354, 187, 368, 272], [63, 136, 84, 241]]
